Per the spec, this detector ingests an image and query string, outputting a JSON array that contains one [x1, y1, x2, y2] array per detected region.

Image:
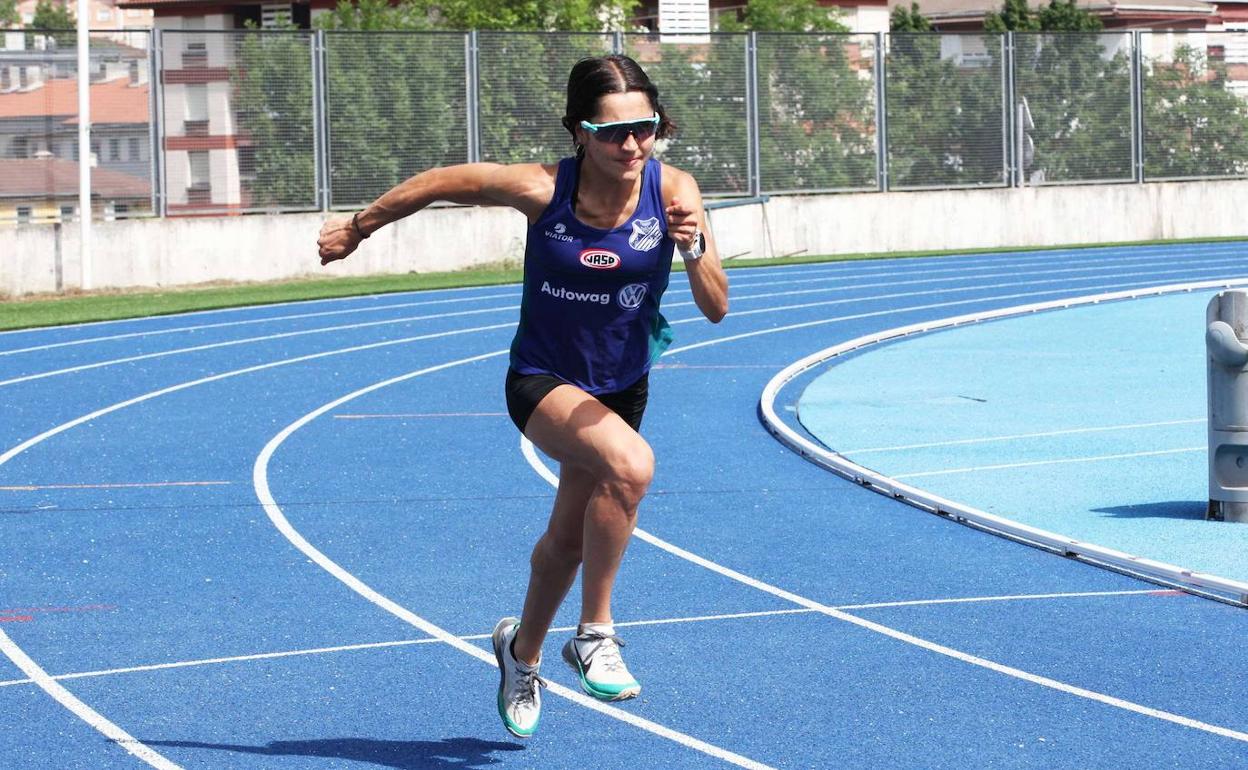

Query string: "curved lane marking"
[[3, 266, 1243, 765], [519, 438, 1248, 743], [0, 291, 521, 357], [252, 352, 775, 770], [0, 629, 181, 768], [6, 253, 1244, 387], [759, 279, 1248, 601], [843, 418, 1205, 454]]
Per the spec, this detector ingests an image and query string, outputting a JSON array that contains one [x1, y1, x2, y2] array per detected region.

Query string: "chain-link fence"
[[3, 28, 1247, 223]]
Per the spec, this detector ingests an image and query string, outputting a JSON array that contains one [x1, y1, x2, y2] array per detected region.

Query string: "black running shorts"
[[504, 368, 648, 434]]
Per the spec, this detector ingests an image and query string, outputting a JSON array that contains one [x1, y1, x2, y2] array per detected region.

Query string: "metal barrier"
[[2, 29, 1246, 223]]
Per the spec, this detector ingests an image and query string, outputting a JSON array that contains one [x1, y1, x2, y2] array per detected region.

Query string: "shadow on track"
[[1092, 501, 1208, 520], [142, 736, 524, 768]]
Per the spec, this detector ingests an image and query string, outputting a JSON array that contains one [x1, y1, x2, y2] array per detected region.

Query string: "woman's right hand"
[[317, 216, 362, 266]]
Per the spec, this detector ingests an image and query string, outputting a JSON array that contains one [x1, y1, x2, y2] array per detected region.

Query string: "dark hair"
[[562, 54, 676, 156]]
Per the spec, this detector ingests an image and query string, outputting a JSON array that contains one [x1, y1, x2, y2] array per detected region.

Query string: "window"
[[113, 203, 130, 219], [261, 3, 292, 28], [60, 205, 75, 222], [16, 206, 32, 224], [109, 138, 120, 161], [1, 68, 9, 91], [183, 17, 208, 66], [96, 8, 111, 21], [187, 151, 211, 204], [129, 137, 141, 161], [185, 84, 209, 135]]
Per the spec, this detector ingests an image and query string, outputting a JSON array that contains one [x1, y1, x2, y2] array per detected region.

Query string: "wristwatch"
[[680, 230, 705, 262]]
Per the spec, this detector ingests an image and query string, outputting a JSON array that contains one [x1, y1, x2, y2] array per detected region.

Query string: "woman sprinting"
[[317, 53, 728, 738]]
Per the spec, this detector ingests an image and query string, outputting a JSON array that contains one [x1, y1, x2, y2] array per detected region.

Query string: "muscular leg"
[[511, 384, 653, 666]]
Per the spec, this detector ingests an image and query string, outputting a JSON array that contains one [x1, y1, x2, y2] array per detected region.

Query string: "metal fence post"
[[150, 28, 166, 218], [746, 31, 761, 198], [312, 30, 330, 210], [874, 32, 888, 192], [1132, 30, 1145, 183], [613, 30, 624, 55], [1004, 32, 1017, 188], [466, 30, 480, 163]]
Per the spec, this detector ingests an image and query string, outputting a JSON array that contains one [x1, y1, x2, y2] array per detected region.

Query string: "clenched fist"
[[317, 215, 363, 266]]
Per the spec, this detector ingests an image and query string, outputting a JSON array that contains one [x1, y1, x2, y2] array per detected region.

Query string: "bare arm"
[[662, 165, 728, 323], [317, 162, 555, 266]]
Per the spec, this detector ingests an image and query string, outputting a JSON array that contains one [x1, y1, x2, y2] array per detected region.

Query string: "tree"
[[986, 0, 1100, 31], [233, 30, 317, 209], [885, 32, 1007, 188], [890, 3, 932, 32], [1144, 44, 1248, 178], [717, 0, 847, 33], [27, 0, 75, 47], [0, 0, 20, 29], [984, 0, 1040, 33]]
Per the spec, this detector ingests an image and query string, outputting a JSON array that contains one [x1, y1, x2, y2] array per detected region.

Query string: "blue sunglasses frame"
[[579, 114, 661, 143]]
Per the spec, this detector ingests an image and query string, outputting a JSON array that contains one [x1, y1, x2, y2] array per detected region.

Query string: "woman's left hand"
[[665, 196, 699, 249]]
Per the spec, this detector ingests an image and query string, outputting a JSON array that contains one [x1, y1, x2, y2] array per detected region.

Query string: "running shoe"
[[561, 623, 641, 701], [492, 617, 545, 738]]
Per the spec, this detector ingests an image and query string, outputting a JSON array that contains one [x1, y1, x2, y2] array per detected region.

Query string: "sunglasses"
[[579, 114, 660, 144]]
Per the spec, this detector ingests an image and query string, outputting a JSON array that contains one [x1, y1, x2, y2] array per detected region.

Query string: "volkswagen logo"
[[617, 283, 648, 310]]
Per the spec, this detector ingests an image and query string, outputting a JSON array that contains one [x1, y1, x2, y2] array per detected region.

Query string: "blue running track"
[[1, 241, 1247, 769]]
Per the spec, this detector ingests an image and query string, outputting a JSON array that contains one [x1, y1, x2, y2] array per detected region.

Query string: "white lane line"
[[0, 322, 515, 470], [520, 441, 1248, 743], [0, 304, 517, 388], [0, 270, 1230, 761], [7, 255, 1238, 386], [0, 322, 516, 762], [0, 281, 525, 337], [664, 251, 1248, 308], [253, 355, 774, 770], [668, 259, 1247, 326], [659, 273, 1239, 355], [0, 481, 231, 491], [332, 412, 507, 419], [0, 291, 521, 357], [833, 588, 1169, 610], [1, 242, 1240, 347], [0, 590, 1161, 689], [687, 243, 1248, 294], [842, 419, 1206, 454], [0, 629, 181, 769], [893, 447, 1204, 480]]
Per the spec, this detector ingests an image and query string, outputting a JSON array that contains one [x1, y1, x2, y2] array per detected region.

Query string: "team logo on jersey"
[[579, 249, 621, 270], [617, 282, 648, 310], [629, 217, 662, 252], [544, 222, 573, 242]]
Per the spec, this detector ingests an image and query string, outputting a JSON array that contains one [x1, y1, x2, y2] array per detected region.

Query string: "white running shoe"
[[561, 623, 641, 701], [492, 617, 545, 738]]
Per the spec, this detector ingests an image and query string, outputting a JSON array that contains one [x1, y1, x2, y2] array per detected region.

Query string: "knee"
[[601, 442, 654, 509]]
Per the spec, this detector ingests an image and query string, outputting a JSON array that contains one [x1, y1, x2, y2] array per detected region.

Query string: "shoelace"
[[578, 633, 628, 674], [512, 666, 548, 707]]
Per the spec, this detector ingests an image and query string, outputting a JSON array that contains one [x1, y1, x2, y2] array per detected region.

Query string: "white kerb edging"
[[759, 278, 1248, 606]]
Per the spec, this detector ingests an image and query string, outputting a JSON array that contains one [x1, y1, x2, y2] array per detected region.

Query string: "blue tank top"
[[509, 156, 675, 395]]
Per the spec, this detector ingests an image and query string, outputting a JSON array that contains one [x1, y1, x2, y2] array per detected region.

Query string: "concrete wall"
[[5, 179, 1247, 297]]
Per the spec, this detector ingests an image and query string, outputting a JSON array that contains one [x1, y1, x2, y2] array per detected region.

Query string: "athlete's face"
[[577, 91, 657, 182]]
